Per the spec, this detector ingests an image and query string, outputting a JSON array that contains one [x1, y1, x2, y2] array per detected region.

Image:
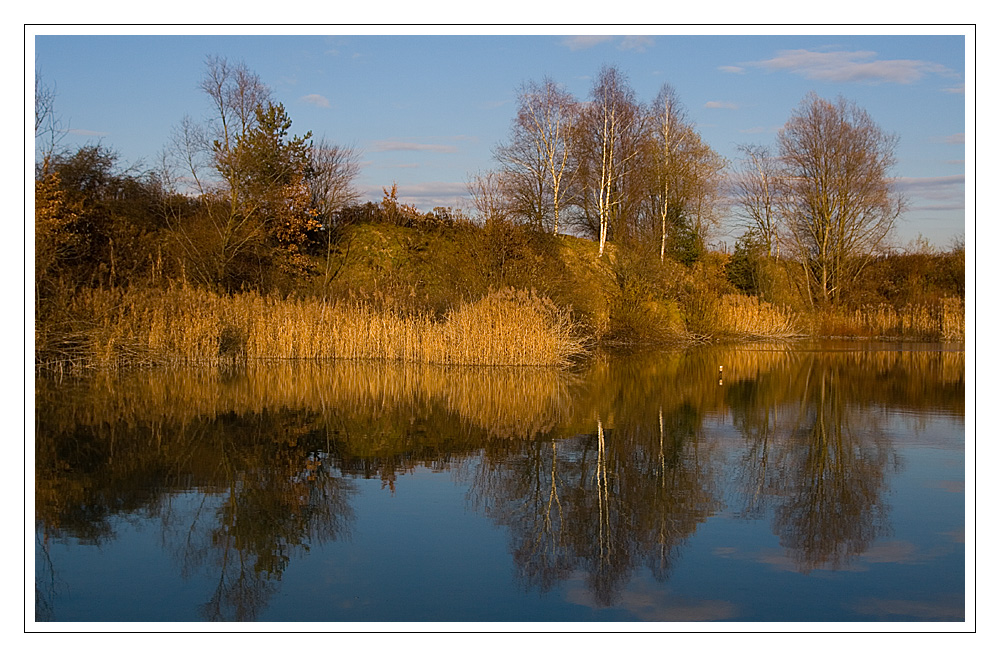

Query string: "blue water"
[[33, 345, 967, 624]]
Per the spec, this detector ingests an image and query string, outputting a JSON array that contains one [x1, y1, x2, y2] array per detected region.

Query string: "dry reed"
[[709, 294, 800, 339], [816, 297, 965, 340], [46, 285, 585, 369]]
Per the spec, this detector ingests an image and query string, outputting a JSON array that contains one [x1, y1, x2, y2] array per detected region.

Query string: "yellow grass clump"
[[839, 297, 965, 340], [46, 285, 585, 369], [709, 294, 800, 339]]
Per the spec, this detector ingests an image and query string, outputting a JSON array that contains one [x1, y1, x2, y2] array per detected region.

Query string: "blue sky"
[[30, 28, 970, 248]]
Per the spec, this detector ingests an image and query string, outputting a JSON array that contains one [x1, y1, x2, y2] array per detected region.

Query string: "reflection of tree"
[[35, 346, 959, 619], [167, 410, 355, 621], [472, 403, 719, 606], [35, 387, 356, 621], [729, 354, 894, 572], [773, 361, 892, 571]]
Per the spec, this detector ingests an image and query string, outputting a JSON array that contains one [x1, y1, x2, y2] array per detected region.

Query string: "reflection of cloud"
[[371, 141, 458, 153], [565, 577, 739, 621], [851, 596, 964, 621], [858, 540, 921, 564], [755, 547, 867, 572], [932, 479, 964, 493], [733, 539, 955, 572], [941, 527, 964, 543], [743, 49, 956, 85]]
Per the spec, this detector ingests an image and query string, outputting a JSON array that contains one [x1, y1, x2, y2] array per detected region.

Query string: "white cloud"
[[719, 65, 745, 74], [894, 175, 965, 204], [705, 101, 739, 110], [371, 141, 458, 153], [362, 181, 469, 210], [745, 49, 955, 85], [933, 133, 964, 145], [561, 35, 654, 52], [619, 35, 654, 52], [560, 35, 613, 51], [301, 94, 331, 108]]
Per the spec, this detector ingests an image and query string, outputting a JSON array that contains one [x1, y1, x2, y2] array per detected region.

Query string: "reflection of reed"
[[38, 361, 577, 441]]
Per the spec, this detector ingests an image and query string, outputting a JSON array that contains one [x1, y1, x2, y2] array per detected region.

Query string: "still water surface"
[[34, 343, 965, 623]]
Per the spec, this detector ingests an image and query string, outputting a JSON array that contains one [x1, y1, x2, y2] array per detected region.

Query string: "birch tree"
[[581, 66, 644, 257], [513, 78, 578, 234], [648, 85, 686, 262], [638, 87, 725, 264]]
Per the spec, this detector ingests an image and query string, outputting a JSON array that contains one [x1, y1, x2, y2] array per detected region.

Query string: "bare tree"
[[467, 169, 512, 223], [494, 105, 548, 229], [511, 78, 578, 235], [162, 56, 331, 289], [732, 144, 784, 258], [777, 93, 904, 306], [636, 88, 725, 263], [309, 138, 361, 225], [307, 137, 362, 287], [35, 71, 64, 167], [579, 66, 645, 257], [647, 84, 686, 261]]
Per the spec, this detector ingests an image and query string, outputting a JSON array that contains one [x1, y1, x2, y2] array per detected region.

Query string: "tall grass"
[[686, 293, 800, 340], [38, 285, 585, 369], [810, 297, 965, 341]]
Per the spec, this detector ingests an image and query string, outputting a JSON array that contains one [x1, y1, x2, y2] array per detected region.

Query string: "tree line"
[[35, 56, 963, 344]]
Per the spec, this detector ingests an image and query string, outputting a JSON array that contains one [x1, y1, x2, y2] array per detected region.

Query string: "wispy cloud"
[[301, 94, 331, 108], [362, 181, 469, 209], [561, 35, 653, 52], [932, 133, 964, 145], [561, 35, 613, 51], [719, 65, 745, 74], [894, 175, 965, 206], [705, 100, 739, 110], [744, 49, 956, 85], [619, 35, 654, 52], [371, 141, 458, 153]]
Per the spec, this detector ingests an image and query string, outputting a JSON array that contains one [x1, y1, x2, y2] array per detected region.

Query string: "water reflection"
[[470, 410, 718, 605], [34, 344, 964, 620]]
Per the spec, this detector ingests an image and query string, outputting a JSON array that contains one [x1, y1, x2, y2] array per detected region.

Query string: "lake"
[[33, 342, 966, 625]]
